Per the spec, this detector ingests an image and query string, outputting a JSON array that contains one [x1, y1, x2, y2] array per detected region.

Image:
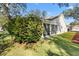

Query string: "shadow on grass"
[[0, 43, 10, 54], [49, 36, 79, 56]]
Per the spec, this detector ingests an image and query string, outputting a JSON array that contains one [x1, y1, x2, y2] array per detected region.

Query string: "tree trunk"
[[1, 3, 11, 21]]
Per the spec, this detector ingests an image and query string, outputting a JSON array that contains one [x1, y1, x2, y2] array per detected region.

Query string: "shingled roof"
[[45, 15, 59, 20]]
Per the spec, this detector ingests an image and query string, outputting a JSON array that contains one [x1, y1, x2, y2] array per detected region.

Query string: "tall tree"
[[42, 10, 47, 19], [29, 9, 47, 19], [55, 3, 79, 22], [57, 3, 79, 8], [63, 6, 79, 22], [30, 9, 41, 17], [0, 3, 27, 20]]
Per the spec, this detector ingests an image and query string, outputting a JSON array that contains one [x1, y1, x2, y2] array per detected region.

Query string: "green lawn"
[[59, 32, 76, 40], [0, 31, 79, 56]]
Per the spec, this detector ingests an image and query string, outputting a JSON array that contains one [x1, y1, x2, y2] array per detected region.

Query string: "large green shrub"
[[4, 14, 43, 43]]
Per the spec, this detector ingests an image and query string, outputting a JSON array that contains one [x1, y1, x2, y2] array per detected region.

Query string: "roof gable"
[[45, 15, 59, 20]]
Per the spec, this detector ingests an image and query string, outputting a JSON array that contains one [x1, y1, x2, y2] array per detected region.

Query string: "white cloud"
[[34, 3, 39, 5], [67, 6, 74, 9]]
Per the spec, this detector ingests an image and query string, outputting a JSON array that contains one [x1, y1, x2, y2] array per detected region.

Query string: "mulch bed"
[[72, 33, 79, 43]]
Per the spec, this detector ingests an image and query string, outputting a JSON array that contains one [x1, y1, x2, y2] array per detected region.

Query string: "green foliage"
[[26, 14, 43, 42], [0, 31, 13, 55], [63, 7, 79, 21], [4, 14, 43, 43], [0, 16, 8, 25], [70, 22, 79, 26]]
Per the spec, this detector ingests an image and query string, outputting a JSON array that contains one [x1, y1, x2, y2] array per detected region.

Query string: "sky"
[[26, 3, 75, 25]]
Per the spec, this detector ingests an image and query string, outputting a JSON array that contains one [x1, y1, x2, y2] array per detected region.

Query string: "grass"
[[50, 36, 79, 56], [59, 32, 76, 40], [0, 31, 79, 56], [0, 39, 68, 56], [0, 31, 14, 55]]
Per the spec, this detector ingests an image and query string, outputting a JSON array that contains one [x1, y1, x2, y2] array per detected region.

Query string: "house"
[[71, 25, 79, 31], [42, 14, 67, 38]]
